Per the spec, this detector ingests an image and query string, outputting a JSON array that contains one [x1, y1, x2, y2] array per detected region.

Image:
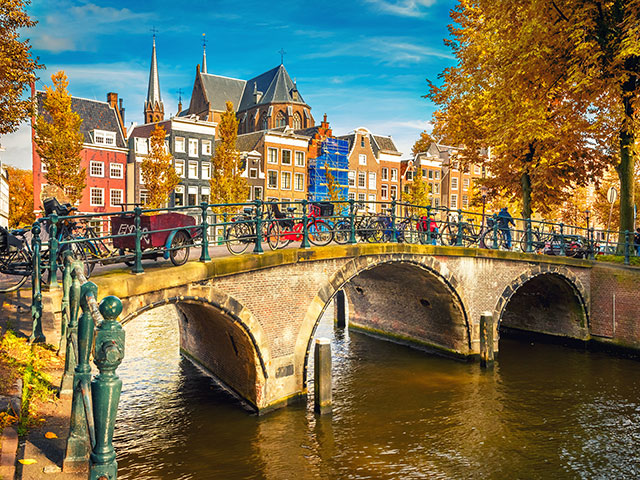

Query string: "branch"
[[550, 1, 569, 22]]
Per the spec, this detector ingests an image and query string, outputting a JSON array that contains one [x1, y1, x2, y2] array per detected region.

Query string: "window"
[[381, 167, 388, 180], [140, 189, 150, 205], [135, 137, 148, 154], [201, 162, 211, 180], [281, 171, 291, 190], [474, 165, 481, 175], [452, 161, 459, 170], [292, 113, 302, 130], [407, 170, 413, 181], [188, 186, 198, 206], [422, 168, 427, 178], [462, 195, 469, 209], [368, 172, 376, 190], [294, 173, 304, 191], [268, 148, 278, 164], [348, 192, 355, 200], [360, 137, 365, 147], [434, 183, 440, 194], [110, 189, 123, 207], [41, 162, 47, 173], [281, 150, 292, 165], [451, 177, 458, 190], [391, 169, 398, 181], [90, 161, 104, 177], [275, 111, 286, 128], [359, 154, 367, 166], [254, 186, 263, 200], [463, 178, 470, 190], [188, 161, 198, 179], [381, 184, 388, 199], [175, 159, 185, 177], [428, 170, 433, 179], [450, 194, 458, 209], [434, 197, 440, 207], [348, 171, 355, 187], [174, 186, 184, 206], [201, 186, 210, 204], [390, 185, 397, 200], [435, 171, 440, 179], [358, 193, 366, 202], [202, 140, 211, 155], [267, 171, 278, 189], [110, 163, 123, 179], [90, 188, 104, 206], [94, 130, 115, 145], [358, 172, 366, 188], [249, 168, 258, 179], [175, 137, 185, 152], [261, 115, 268, 130], [188, 138, 198, 157], [295, 151, 305, 167]]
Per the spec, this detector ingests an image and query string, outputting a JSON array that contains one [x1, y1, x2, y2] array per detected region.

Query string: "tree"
[[428, 0, 610, 220], [140, 124, 180, 208], [33, 71, 86, 205], [0, 0, 42, 135], [210, 101, 249, 210], [324, 165, 347, 211], [403, 163, 432, 214], [6, 166, 34, 227], [411, 130, 435, 156]]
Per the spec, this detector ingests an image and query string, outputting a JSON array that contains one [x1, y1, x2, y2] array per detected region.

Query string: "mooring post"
[[314, 338, 332, 415], [60, 257, 81, 396], [480, 312, 494, 369], [334, 290, 346, 328]]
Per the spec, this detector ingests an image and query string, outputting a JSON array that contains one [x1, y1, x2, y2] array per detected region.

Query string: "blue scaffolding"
[[308, 137, 349, 203]]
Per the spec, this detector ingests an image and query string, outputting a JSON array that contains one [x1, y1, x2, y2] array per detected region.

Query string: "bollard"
[[301, 200, 310, 249], [314, 338, 332, 415], [30, 221, 45, 343], [334, 290, 346, 328], [480, 312, 494, 369], [348, 199, 356, 245], [89, 296, 125, 480], [253, 199, 264, 254], [199, 201, 211, 262]]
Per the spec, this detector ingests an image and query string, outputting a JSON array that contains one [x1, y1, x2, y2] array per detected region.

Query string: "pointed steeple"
[[144, 33, 164, 124], [202, 33, 208, 74]]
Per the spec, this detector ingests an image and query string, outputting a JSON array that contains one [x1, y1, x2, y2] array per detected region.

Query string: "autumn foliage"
[[140, 124, 180, 208], [34, 71, 86, 205], [6, 166, 34, 228], [411, 131, 435, 157]]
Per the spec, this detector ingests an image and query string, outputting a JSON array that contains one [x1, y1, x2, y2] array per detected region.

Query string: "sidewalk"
[[1, 290, 85, 480]]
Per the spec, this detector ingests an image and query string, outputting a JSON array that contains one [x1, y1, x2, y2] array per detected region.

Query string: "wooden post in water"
[[480, 312, 494, 369], [334, 290, 346, 328], [314, 338, 332, 414]]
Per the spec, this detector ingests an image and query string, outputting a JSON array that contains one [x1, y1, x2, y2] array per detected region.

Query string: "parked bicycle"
[[267, 202, 334, 249], [333, 204, 382, 244]]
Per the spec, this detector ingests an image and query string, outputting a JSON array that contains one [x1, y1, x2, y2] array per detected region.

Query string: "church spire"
[[202, 33, 208, 74], [144, 32, 164, 124]]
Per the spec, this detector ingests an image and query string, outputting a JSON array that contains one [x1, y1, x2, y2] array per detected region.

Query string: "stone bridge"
[[42, 244, 640, 413]]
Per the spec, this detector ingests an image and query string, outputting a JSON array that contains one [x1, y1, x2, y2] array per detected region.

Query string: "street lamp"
[[480, 185, 488, 230]]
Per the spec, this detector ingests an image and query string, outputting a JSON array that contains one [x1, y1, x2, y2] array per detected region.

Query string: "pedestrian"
[[497, 207, 515, 249], [634, 227, 640, 256]]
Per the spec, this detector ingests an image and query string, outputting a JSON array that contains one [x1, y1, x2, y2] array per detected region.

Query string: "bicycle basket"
[[0, 227, 22, 253], [312, 202, 334, 217]]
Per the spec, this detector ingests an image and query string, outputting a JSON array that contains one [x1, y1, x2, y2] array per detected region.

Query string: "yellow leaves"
[[141, 124, 180, 208], [44, 431, 57, 439], [19, 459, 37, 465]]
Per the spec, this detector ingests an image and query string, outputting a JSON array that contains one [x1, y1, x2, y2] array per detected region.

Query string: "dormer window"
[[94, 130, 116, 145]]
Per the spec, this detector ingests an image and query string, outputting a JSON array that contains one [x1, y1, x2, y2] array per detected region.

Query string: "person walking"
[[497, 207, 515, 249]]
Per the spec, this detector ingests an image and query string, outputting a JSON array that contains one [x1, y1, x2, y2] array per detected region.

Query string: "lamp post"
[[480, 185, 488, 230]]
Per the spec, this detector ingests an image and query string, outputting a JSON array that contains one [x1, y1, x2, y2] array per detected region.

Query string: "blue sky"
[[1, 0, 458, 169]]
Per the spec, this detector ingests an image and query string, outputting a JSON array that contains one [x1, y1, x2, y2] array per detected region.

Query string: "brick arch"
[[295, 254, 472, 388], [494, 265, 590, 337], [118, 284, 271, 409]]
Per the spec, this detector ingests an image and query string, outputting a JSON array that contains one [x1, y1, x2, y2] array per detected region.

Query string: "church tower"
[[144, 34, 164, 124]]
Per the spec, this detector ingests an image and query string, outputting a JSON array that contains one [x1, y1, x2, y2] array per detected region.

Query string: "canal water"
[[114, 305, 640, 480]]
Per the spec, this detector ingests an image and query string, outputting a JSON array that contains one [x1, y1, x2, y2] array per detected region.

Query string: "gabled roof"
[[234, 131, 264, 152], [371, 135, 399, 155], [199, 73, 246, 112], [238, 64, 307, 112], [35, 92, 126, 148]]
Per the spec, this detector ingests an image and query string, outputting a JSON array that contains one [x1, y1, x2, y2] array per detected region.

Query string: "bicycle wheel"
[[333, 220, 352, 245], [440, 224, 458, 246], [367, 219, 385, 243], [170, 230, 191, 266], [519, 230, 540, 252], [225, 222, 251, 255], [399, 220, 419, 244], [308, 220, 333, 247], [266, 222, 281, 250], [461, 226, 477, 248], [0, 249, 30, 293]]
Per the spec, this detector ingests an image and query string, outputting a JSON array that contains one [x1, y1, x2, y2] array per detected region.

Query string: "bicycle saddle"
[[286, 207, 296, 213], [11, 228, 28, 236]]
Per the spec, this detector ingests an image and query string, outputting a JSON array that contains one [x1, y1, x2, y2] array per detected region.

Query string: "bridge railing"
[[58, 252, 125, 479]]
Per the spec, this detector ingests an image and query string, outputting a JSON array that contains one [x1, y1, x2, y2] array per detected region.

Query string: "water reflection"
[[114, 305, 640, 480]]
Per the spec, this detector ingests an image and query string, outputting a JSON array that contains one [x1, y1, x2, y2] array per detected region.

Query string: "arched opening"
[[499, 273, 588, 341], [260, 113, 268, 130], [292, 112, 302, 130], [275, 111, 286, 128]]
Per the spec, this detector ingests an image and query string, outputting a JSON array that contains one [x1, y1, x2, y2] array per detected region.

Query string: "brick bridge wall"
[[41, 244, 640, 412]]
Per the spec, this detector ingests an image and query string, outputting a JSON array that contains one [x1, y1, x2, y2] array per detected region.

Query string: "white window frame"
[[249, 168, 258, 179], [359, 154, 367, 166], [463, 178, 470, 191], [450, 194, 458, 209], [201, 162, 211, 180], [348, 170, 355, 187], [109, 163, 123, 179], [381, 184, 388, 199], [188, 138, 198, 157], [391, 169, 398, 182], [267, 170, 278, 189], [139, 189, 150, 205], [174, 186, 185, 206], [462, 194, 469, 209], [188, 160, 198, 179], [381, 167, 388, 180], [281, 171, 292, 190], [175, 137, 185, 153], [90, 161, 104, 178], [109, 189, 123, 207], [90, 187, 104, 207], [187, 186, 198, 206], [474, 165, 481, 175], [358, 172, 366, 188], [267, 148, 278, 164], [281, 149, 292, 166], [294, 173, 304, 192], [451, 177, 458, 190], [254, 186, 263, 200], [368, 172, 376, 190], [136, 137, 148, 154], [201, 139, 212, 156], [94, 129, 115, 145], [175, 159, 185, 178], [295, 151, 305, 167], [390, 185, 397, 200]]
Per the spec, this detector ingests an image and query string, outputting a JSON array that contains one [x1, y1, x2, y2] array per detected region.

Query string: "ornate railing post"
[[624, 230, 630, 265], [58, 251, 73, 354], [425, 205, 432, 245], [199, 201, 211, 262], [301, 199, 310, 249], [132, 206, 143, 274], [492, 214, 499, 249], [30, 221, 45, 343], [588, 228, 596, 260], [349, 198, 356, 245], [253, 199, 264, 254], [63, 280, 97, 472], [89, 296, 125, 480], [390, 198, 397, 243], [525, 218, 532, 253], [60, 258, 81, 396], [559, 223, 566, 256], [456, 209, 463, 246], [48, 213, 59, 289]]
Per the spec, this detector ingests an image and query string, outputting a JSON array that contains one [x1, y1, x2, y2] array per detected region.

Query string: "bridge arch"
[[119, 285, 271, 411], [494, 266, 590, 341], [296, 254, 472, 388]]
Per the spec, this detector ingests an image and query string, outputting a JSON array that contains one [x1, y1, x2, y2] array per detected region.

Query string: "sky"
[[1, 0, 459, 169]]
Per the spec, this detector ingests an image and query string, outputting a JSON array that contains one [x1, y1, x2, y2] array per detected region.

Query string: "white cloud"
[[363, 0, 437, 17], [0, 123, 33, 170]]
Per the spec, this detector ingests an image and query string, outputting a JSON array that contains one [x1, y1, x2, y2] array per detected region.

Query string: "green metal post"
[[559, 223, 565, 256], [390, 199, 397, 243], [253, 199, 264, 254], [89, 296, 125, 480], [348, 199, 356, 245], [624, 230, 630, 265], [425, 206, 432, 245], [63, 280, 97, 472], [456, 209, 463, 246], [492, 214, 499, 249], [60, 258, 81, 396], [199, 201, 211, 262], [589, 228, 596, 260], [30, 221, 45, 343], [58, 251, 73, 355], [526, 218, 532, 253], [48, 213, 59, 289], [132, 206, 143, 274], [301, 199, 310, 249]]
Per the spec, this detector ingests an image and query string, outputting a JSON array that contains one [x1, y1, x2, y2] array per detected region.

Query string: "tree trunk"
[[520, 171, 532, 220], [617, 72, 637, 249]]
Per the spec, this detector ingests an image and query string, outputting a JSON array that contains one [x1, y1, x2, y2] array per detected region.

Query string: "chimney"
[[107, 92, 118, 109], [253, 82, 262, 104], [119, 98, 126, 133]]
